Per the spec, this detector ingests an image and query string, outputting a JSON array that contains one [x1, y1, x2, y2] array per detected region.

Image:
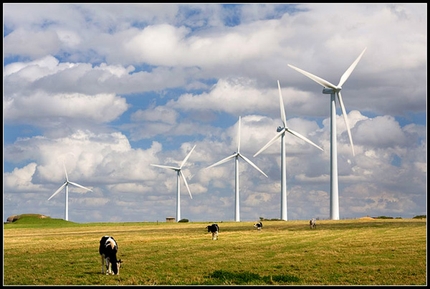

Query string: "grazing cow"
[[309, 218, 316, 229], [99, 236, 122, 275], [206, 224, 219, 240], [254, 221, 263, 230]]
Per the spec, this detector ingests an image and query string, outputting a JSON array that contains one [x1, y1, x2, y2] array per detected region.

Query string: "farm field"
[[3, 216, 427, 285]]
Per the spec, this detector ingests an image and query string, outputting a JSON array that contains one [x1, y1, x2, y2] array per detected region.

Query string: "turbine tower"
[[254, 80, 323, 221], [206, 116, 268, 222], [48, 164, 93, 221], [288, 47, 366, 220], [151, 145, 196, 222]]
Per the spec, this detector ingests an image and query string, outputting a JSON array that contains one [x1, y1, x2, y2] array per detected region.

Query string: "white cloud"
[[4, 163, 43, 192], [354, 115, 407, 148], [4, 91, 128, 125]]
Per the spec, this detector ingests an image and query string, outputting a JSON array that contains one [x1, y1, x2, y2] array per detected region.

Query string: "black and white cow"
[[99, 236, 122, 275], [254, 221, 263, 230], [206, 224, 219, 240], [309, 218, 316, 229]]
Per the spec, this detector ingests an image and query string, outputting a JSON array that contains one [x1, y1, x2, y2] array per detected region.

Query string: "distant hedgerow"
[[375, 216, 394, 219]]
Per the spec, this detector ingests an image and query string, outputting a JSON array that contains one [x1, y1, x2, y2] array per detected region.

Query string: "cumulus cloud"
[[4, 163, 43, 192]]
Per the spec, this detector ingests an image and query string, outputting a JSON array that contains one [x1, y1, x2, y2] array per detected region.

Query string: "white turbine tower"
[[288, 47, 366, 220], [254, 80, 323, 221], [151, 145, 196, 222], [206, 116, 268, 222], [48, 164, 93, 221]]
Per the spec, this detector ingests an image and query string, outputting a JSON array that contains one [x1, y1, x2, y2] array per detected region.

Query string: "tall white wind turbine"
[[47, 164, 93, 221], [288, 47, 366, 220], [151, 145, 196, 222], [206, 116, 268, 222], [254, 80, 323, 221]]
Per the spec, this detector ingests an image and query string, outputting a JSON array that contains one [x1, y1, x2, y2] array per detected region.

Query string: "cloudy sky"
[[3, 3, 427, 223]]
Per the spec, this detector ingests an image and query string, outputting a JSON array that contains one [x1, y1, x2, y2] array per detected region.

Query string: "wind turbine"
[[288, 47, 366, 220], [47, 164, 93, 221], [206, 116, 268, 222], [151, 145, 196, 222], [254, 80, 323, 221]]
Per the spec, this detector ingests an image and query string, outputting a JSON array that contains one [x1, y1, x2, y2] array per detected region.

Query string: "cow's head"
[[111, 259, 123, 275]]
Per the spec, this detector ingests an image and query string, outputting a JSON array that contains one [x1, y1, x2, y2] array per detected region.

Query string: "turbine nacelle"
[[277, 126, 284, 132], [322, 87, 339, 94]]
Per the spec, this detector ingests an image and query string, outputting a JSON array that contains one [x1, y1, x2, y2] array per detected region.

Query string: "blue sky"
[[3, 3, 427, 223]]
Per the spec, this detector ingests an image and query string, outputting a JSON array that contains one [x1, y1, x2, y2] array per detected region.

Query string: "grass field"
[[3, 215, 427, 285]]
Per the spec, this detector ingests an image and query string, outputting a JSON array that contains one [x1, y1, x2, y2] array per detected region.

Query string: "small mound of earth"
[[6, 215, 19, 223], [6, 214, 50, 223], [359, 216, 374, 220]]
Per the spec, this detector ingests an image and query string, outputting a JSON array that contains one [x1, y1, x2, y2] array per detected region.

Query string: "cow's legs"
[[102, 258, 111, 275], [105, 258, 111, 275], [213, 231, 218, 240], [101, 255, 105, 274]]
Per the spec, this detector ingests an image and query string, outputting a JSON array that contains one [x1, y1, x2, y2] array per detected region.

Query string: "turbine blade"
[[180, 171, 193, 199], [48, 182, 67, 200], [206, 154, 236, 169], [63, 163, 69, 182], [68, 181, 93, 192], [237, 116, 241, 153], [254, 129, 284, 157], [288, 64, 338, 89], [239, 154, 268, 177], [338, 47, 367, 88], [180, 145, 196, 169], [151, 164, 179, 171], [286, 128, 324, 151], [278, 80, 287, 127], [337, 91, 355, 156]]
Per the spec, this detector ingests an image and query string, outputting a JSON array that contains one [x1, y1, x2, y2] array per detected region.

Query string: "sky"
[[3, 3, 427, 223]]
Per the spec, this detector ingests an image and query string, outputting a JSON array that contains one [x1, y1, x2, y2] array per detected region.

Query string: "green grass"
[[3, 215, 427, 285]]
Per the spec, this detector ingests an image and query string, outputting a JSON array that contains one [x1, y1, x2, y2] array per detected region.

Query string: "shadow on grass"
[[203, 270, 300, 285]]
